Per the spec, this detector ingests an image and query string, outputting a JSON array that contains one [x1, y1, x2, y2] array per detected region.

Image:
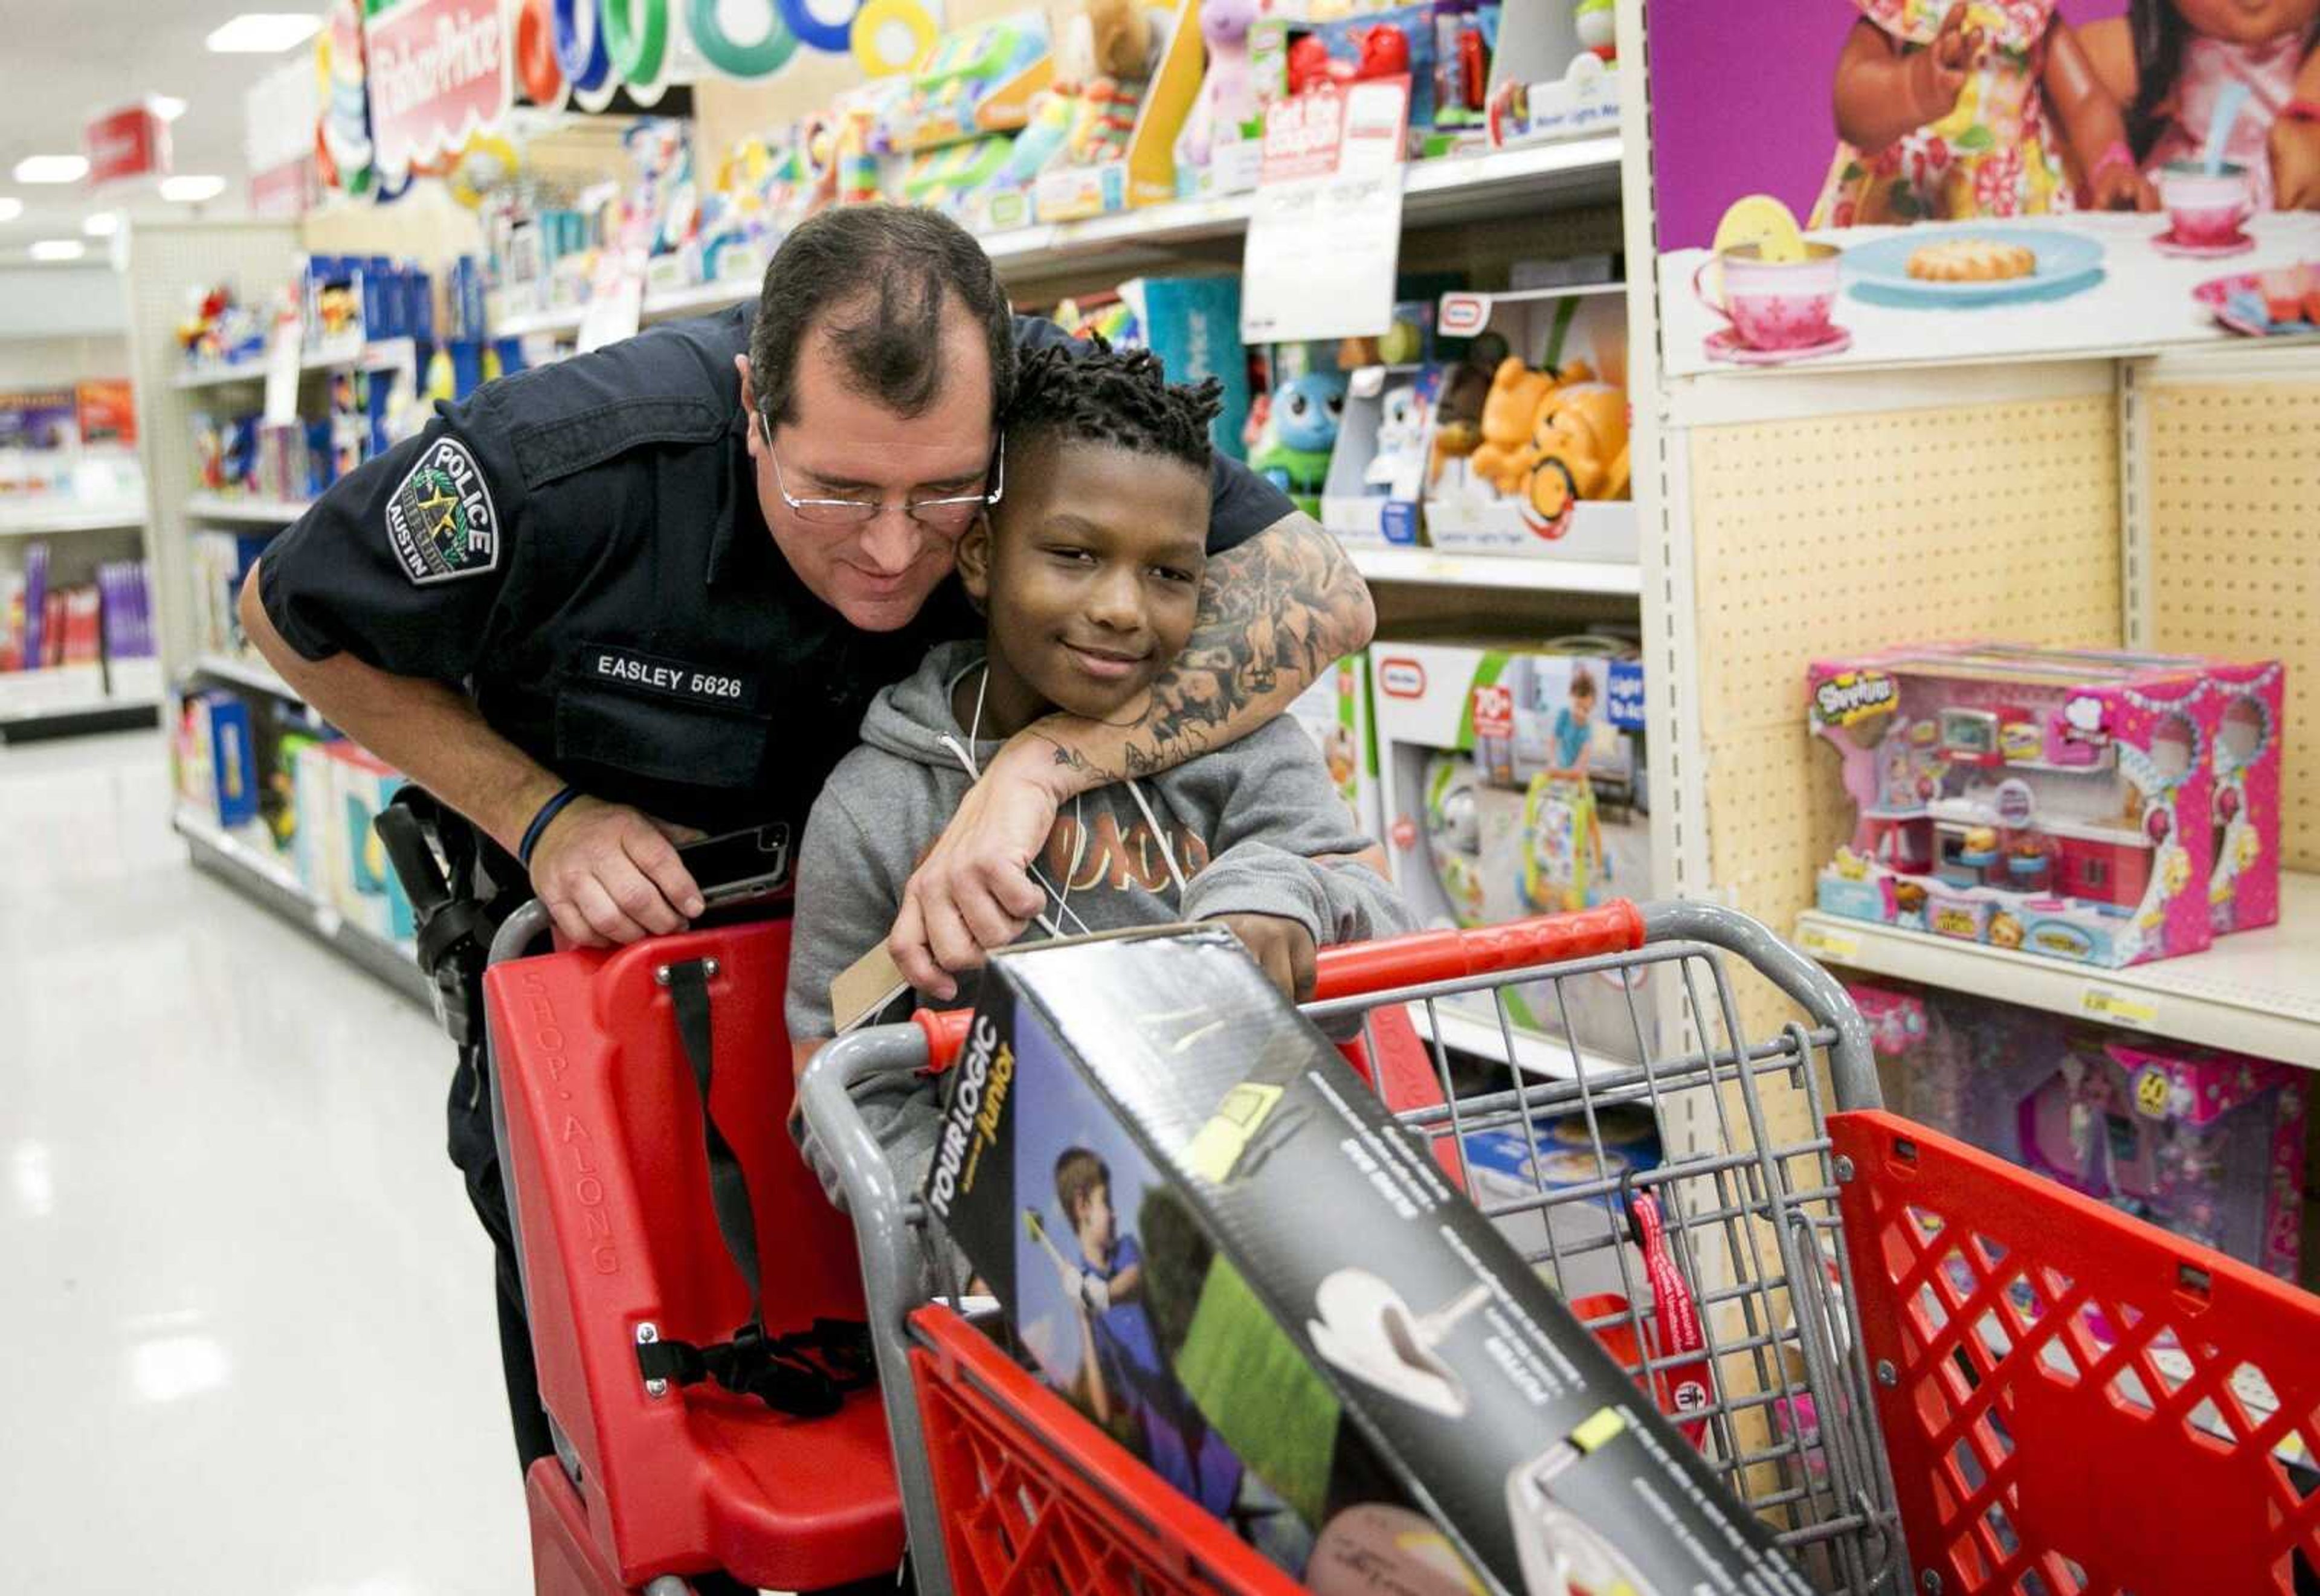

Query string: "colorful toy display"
[[1850, 979, 2304, 1282], [1809, 643, 2228, 968], [1376, 637, 1655, 1063], [1174, 0, 1259, 189], [1286, 652, 1381, 841]]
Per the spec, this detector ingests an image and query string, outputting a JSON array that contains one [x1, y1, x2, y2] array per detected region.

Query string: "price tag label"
[[1241, 79, 1410, 344], [263, 309, 304, 425], [2080, 982, 2159, 1031], [1797, 924, 1860, 964]]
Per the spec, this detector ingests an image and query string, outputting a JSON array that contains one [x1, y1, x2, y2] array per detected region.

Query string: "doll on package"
[[1813, 0, 2159, 226]]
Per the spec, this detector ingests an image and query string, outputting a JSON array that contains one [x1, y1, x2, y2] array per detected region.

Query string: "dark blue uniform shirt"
[[259, 307, 1292, 840]]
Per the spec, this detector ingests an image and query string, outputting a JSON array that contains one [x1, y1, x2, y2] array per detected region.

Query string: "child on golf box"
[[787, 341, 1412, 1204]]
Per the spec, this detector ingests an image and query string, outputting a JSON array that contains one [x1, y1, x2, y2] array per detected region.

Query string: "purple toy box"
[[1851, 980, 2304, 1283], [1809, 643, 2222, 968]]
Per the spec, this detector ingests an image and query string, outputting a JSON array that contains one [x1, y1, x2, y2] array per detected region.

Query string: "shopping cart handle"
[[909, 901, 1646, 1072]]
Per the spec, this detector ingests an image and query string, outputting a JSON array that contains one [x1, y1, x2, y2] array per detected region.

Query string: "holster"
[[374, 786, 516, 1050]]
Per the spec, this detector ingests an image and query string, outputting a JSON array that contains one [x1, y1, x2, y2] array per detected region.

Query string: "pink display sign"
[[362, 0, 510, 179]]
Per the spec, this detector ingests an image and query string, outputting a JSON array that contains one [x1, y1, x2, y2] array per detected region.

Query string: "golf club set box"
[[924, 927, 1811, 1595]]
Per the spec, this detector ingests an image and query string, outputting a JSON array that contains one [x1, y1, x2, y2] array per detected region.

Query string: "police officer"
[[239, 205, 1375, 1473]]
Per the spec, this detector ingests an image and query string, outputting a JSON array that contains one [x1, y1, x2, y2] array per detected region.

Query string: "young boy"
[[787, 342, 1410, 1200], [1037, 1148, 1240, 1516]]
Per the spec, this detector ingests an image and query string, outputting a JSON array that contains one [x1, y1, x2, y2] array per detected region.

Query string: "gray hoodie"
[[789, 638, 1413, 1204]]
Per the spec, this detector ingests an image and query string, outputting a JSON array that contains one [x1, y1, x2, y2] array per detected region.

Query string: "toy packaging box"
[[1809, 643, 2226, 969], [1119, 275, 1252, 462], [1285, 652, 1381, 843], [1956, 643, 2286, 937], [1373, 637, 1655, 1063], [1459, 1103, 1660, 1304], [1320, 362, 1437, 548], [1849, 979, 2304, 1281], [926, 927, 1817, 1595], [1030, 0, 1205, 224], [1420, 286, 1635, 564]]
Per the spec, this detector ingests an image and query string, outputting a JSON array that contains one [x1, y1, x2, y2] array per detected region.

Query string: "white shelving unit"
[[193, 650, 301, 704], [185, 493, 311, 525], [172, 335, 415, 390], [1796, 874, 2320, 1067], [0, 504, 148, 538], [1347, 545, 1641, 596], [172, 808, 429, 1004], [1406, 1003, 1622, 1083]]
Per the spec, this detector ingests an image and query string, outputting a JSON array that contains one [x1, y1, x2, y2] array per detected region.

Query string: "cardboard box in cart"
[[1420, 285, 1634, 566], [925, 929, 1815, 1595], [1372, 637, 1657, 1063]]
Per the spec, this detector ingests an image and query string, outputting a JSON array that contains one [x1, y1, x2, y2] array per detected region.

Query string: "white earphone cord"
[[936, 668, 1091, 939]]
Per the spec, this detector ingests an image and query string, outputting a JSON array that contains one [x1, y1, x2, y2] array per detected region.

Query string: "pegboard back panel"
[[2144, 381, 2320, 872], [1684, 394, 2123, 1127]]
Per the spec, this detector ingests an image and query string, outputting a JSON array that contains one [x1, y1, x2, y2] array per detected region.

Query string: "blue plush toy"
[[1248, 370, 1347, 511]]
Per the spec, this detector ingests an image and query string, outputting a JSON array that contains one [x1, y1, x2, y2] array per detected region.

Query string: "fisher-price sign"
[[364, 0, 511, 180]]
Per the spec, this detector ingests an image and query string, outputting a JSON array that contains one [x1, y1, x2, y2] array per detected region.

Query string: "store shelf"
[[173, 808, 430, 1006], [193, 651, 300, 704], [1348, 544, 1641, 596], [0, 504, 147, 538], [185, 492, 311, 524], [0, 695, 159, 742], [1796, 872, 2320, 1067], [170, 336, 411, 390], [495, 138, 1626, 339], [1406, 1002, 1623, 1082]]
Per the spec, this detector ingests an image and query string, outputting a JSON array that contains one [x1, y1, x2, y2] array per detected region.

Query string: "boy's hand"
[[891, 738, 1058, 1000], [1906, 2, 1983, 127], [1210, 912, 1320, 1003]]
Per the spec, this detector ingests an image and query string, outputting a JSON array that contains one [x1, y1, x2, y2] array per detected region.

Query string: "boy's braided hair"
[[1006, 338, 1221, 472]]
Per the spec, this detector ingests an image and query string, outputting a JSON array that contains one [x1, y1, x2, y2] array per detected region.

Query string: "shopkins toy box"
[[1847, 978, 2303, 1281], [1319, 363, 1437, 547], [1809, 643, 2221, 969], [1420, 285, 1635, 565], [1956, 643, 2284, 936], [1286, 652, 1382, 843], [1373, 637, 1654, 1063], [926, 927, 1817, 1595]]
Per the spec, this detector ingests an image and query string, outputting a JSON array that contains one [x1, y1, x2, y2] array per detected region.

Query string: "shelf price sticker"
[[2080, 982, 2159, 1032], [1797, 923, 1860, 964]]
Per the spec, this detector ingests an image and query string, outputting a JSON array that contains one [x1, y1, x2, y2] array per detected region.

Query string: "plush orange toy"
[[1468, 357, 1559, 492], [1524, 382, 1631, 523]]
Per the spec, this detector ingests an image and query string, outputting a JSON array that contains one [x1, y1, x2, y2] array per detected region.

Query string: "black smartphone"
[[675, 822, 794, 910]]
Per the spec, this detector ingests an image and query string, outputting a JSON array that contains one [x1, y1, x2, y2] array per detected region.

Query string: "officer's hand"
[[889, 741, 1056, 1000], [531, 796, 706, 947], [1208, 912, 1320, 1003]]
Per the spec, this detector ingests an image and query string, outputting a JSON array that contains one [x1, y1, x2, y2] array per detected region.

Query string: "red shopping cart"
[[485, 897, 2320, 1594]]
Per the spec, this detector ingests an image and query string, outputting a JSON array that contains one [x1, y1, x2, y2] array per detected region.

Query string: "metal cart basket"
[[801, 898, 1913, 1596]]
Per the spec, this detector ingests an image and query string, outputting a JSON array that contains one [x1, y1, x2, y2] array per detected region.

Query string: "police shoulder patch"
[[387, 437, 502, 585]]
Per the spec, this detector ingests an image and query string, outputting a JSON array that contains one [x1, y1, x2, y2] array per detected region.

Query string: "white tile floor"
[[1, 730, 531, 1593]]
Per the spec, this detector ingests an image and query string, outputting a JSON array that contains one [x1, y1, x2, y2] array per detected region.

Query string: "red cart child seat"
[[486, 916, 905, 1591]]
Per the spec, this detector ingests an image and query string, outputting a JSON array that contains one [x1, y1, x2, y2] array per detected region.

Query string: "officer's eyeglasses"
[[761, 416, 1004, 534]]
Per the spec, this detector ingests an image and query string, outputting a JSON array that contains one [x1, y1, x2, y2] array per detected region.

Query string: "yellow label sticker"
[[1183, 1082, 1284, 1185], [1799, 924, 1860, 963], [1571, 1406, 1627, 1453], [2080, 983, 2159, 1031], [2133, 1064, 2173, 1119]]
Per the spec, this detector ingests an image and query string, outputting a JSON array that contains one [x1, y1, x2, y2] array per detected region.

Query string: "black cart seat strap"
[[644, 957, 873, 1418]]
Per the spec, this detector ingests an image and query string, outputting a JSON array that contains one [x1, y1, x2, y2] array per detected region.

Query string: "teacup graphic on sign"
[[1509, 1416, 1661, 1596], [1306, 1270, 1491, 1420]]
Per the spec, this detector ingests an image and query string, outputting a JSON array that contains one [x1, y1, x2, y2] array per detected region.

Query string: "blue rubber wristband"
[[520, 785, 583, 868]]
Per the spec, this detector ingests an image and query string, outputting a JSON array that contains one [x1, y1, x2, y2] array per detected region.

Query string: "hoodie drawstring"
[[940, 668, 1091, 939]]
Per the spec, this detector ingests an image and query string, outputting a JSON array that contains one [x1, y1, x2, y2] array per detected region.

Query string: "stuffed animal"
[[1180, 0, 1258, 168], [1576, 0, 1615, 62], [1468, 358, 1560, 492], [1250, 370, 1348, 507], [1069, 0, 1153, 165], [1524, 382, 1631, 525], [1363, 381, 1429, 500]]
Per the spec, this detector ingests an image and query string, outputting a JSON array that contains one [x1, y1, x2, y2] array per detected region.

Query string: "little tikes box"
[[1286, 652, 1383, 844], [926, 926, 1815, 1596], [1809, 643, 2220, 970], [1371, 637, 1654, 1062]]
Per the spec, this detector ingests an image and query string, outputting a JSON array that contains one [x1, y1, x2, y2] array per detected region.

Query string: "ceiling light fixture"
[[160, 175, 227, 204], [83, 213, 120, 237], [150, 96, 188, 122], [0, 198, 22, 224], [13, 155, 89, 184], [29, 240, 87, 262], [204, 13, 323, 53]]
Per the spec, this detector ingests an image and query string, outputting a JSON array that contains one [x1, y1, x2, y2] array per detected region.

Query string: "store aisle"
[[1, 732, 529, 1593]]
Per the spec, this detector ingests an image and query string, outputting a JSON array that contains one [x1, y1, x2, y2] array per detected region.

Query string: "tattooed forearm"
[[1023, 512, 1375, 788]]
